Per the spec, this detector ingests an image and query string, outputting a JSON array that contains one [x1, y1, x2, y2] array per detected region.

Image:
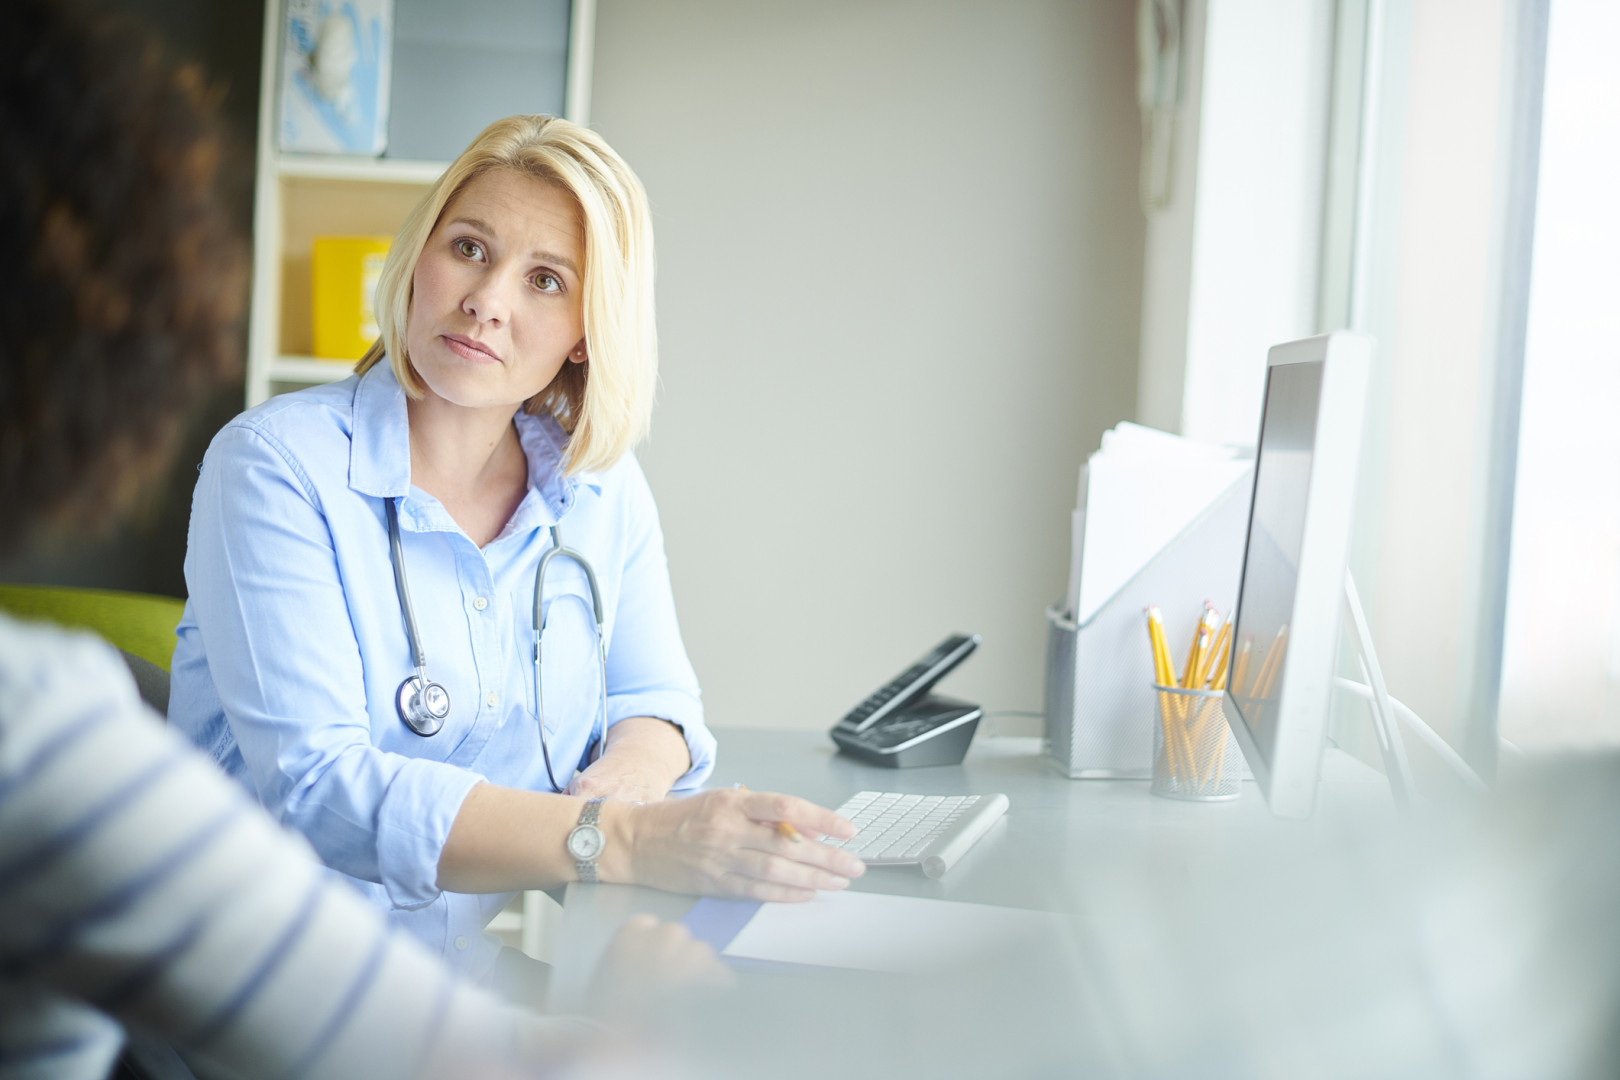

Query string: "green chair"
[[0, 583, 185, 713]]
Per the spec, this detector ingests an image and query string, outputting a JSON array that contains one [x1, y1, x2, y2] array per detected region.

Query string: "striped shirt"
[[0, 613, 583, 1079]]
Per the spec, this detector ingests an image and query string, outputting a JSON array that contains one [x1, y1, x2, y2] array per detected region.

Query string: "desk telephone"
[[829, 634, 983, 767]]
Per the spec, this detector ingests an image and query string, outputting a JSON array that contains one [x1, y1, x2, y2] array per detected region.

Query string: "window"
[[1497, 0, 1620, 748]]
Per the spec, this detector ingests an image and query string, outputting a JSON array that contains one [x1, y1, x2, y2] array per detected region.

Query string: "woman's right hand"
[[601, 787, 865, 901]]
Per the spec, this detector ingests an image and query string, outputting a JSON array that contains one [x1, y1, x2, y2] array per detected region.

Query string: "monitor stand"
[[1339, 572, 1487, 812]]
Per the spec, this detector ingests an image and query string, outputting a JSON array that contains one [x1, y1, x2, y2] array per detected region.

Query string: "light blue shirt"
[[170, 362, 714, 978]]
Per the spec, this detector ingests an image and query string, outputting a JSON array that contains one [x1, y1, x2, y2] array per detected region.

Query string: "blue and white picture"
[[279, 0, 393, 155]]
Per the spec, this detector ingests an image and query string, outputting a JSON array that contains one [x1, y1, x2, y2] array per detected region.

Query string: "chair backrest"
[[0, 584, 185, 671], [0, 585, 180, 715], [118, 649, 173, 715]]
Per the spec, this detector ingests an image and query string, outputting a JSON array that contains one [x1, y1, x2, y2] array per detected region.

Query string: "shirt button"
[[454, 936, 468, 951], [472, 596, 488, 611], [486, 692, 499, 708]]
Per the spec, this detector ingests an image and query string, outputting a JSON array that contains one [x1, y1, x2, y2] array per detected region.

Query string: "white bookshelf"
[[276, 155, 450, 185], [267, 355, 356, 386], [244, 0, 596, 408]]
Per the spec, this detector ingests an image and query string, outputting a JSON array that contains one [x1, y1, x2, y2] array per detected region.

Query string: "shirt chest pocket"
[[525, 567, 604, 738]]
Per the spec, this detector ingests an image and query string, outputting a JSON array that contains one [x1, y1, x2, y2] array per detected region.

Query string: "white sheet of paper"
[[721, 891, 1059, 973], [1098, 420, 1240, 462], [1065, 504, 1088, 619], [1073, 425, 1252, 625]]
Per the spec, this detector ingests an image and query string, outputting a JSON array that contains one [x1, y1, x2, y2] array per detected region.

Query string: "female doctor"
[[169, 115, 863, 980]]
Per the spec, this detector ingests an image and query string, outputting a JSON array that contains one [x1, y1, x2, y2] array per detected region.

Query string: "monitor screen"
[[1229, 359, 1323, 764]]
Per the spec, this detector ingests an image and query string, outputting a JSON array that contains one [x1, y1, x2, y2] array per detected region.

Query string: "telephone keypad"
[[834, 634, 980, 734]]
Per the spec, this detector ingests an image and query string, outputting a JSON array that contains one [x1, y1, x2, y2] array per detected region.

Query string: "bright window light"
[[1498, 0, 1620, 747]]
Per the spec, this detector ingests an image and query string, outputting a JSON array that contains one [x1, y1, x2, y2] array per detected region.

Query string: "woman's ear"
[[569, 339, 588, 364]]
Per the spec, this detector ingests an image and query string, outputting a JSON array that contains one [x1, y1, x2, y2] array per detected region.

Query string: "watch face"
[[567, 823, 604, 861]]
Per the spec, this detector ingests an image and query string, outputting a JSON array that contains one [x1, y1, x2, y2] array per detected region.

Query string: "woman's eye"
[[533, 272, 563, 293], [455, 238, 483, 259]]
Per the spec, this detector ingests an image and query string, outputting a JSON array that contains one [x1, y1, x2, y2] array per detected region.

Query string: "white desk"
[[548, 728, 1415, 1078]]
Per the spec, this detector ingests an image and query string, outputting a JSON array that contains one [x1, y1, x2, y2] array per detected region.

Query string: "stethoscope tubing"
[[388, 499, 449, 737], [387, 500, 428, 671], [533, 526, 607, 792], [386, 497, 606, 791]]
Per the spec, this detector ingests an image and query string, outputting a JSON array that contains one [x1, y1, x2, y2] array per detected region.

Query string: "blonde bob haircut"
[[356, 114, 656, 476]]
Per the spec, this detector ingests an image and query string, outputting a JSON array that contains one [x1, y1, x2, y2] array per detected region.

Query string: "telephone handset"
[[830, 634, 983, 768]]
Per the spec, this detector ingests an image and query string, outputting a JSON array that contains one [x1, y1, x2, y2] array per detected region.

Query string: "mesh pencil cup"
[[1151, 685, 1241, 801]]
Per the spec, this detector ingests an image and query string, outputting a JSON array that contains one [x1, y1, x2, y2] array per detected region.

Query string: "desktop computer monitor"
[[1224, 332, 1371, 819]]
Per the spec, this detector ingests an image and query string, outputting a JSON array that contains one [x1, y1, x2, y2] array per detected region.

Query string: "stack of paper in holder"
[[1045, 423, 1253, 778]]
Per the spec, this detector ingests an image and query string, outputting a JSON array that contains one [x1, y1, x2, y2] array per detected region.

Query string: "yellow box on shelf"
[[311, 236, 390, 360]]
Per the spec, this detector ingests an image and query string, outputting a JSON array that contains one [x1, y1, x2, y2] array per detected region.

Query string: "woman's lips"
[[442, 333, 501, 363]]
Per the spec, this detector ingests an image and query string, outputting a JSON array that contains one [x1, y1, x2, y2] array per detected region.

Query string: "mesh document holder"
[[1042, 478, 1252, 778]]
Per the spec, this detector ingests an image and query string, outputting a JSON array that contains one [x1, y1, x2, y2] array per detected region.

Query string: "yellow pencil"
[[1179, 613, 1207, 690], [734, 784, 800, 841], [1147, 608, 1195, 778], [1195, 692, 1228, 785], [1188, 620, 1234, 772], [1146, 607, 1176, 687], [1209, 627, 1233, 692], [1206, 714, 1229, 785], [1146, 609, 1187, 776], [1175, 608, 1217, 777], [1201, 614, 1232, 689], [1186, 605, 1222, 686], [1170, 607, 1212, 769]]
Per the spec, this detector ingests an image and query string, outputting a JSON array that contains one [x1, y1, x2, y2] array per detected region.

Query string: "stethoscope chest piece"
[[397, 674, 451, 737], [385, 496, 604, 784]]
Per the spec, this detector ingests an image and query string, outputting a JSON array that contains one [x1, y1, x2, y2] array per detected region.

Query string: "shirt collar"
[[347, 360, 602, 514]]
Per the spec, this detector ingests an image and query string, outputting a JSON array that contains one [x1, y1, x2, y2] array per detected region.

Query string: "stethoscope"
[[386, 499, 607, 793]]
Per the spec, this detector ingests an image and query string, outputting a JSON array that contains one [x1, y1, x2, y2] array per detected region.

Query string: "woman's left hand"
[[567, 755, 670, 804], [567, 716, 691, 803]]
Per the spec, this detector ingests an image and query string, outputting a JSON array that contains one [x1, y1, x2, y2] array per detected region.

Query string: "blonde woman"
[[169, 116, 862, 984]]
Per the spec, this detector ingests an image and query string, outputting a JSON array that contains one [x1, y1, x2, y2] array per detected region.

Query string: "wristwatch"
[[567, 798, 606, 883]]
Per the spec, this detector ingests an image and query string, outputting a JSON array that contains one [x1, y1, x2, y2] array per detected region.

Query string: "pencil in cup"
[[1179, 605, 1216, 690], [1187, 618, 1235, 753], [1201, 615, 1233, 690], [1149, 684, 1240, 801], [1145, 609, 1195, 776], [1177, 606, 1220, 716]]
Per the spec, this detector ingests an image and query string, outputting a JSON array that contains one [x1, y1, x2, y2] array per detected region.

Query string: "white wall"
[[590, 0, 1144, 731]]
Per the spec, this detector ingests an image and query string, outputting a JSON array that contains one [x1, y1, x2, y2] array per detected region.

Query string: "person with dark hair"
[[0, 2, 242, 552], [0, 3, 718, 1077]]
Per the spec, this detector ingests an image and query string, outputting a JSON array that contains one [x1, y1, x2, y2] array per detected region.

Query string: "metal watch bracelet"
[[568, 797, 606, 883]]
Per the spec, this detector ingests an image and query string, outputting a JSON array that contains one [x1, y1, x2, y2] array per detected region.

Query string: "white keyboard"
[[821, 791, 1009, 879]]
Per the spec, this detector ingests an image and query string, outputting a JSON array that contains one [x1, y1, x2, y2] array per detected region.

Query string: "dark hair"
[[0, 0, 245, 556]]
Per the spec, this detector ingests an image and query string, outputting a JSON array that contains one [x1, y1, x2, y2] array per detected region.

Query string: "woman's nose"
[[462, 272, 517, 324]]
